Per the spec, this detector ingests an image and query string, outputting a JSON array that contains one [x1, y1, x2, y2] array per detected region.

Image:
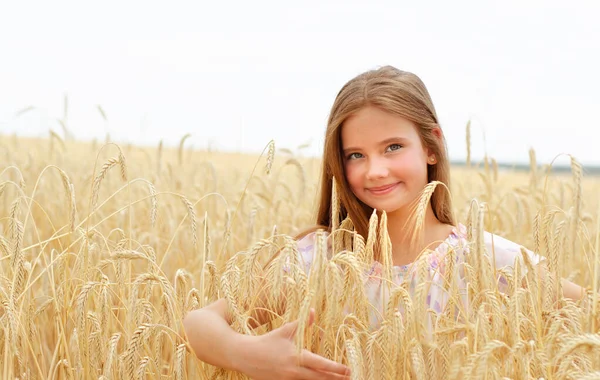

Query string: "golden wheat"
[[0, 135, 599, 379]]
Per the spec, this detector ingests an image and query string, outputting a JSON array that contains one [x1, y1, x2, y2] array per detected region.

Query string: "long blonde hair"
[[313, 65, 455, 241]]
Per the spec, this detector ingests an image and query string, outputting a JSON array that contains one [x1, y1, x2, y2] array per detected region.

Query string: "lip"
[[367, 182, 399, 195]]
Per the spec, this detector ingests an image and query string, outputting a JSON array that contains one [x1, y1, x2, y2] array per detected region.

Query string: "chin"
[[358, 194, 413, 214], [381, 206, 404, 215], [367, 202, 404, 215]]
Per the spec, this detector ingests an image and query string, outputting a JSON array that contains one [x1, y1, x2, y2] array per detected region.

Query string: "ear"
[[426, 128, 443, 164]]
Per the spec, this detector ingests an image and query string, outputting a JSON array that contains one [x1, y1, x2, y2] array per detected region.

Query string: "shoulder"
[[297, 229, 330, 248], [296, 229, 331, 270], [436, 223, 469, 253], [482, 231, 543, 268], [483, 232, 525, 252], [450, 224, 544, 269]]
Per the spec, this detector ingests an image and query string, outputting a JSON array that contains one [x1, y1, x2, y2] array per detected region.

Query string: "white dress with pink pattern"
[[295, 224, 542, 329]]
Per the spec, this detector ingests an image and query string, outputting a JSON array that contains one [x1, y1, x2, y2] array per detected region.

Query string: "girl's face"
[[341, 105, 435, 216]]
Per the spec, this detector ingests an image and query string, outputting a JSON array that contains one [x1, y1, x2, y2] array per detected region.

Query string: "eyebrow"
[[342, 137, 407, 155]]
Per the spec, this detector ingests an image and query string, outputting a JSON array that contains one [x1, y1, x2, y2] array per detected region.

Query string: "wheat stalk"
[[465, 120, 471, 168], [178, 134, 191, 166], [1, 134, 599, 379]]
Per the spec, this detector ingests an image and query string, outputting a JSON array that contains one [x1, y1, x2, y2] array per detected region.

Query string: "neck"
[[384, 202, 445, 266]]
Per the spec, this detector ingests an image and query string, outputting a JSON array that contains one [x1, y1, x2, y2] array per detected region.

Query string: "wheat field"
[[1, 133, 599, 379]]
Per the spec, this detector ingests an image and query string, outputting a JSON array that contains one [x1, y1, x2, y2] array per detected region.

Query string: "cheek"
[[393, 153, 427, 179], [344, 163, 362, 191]]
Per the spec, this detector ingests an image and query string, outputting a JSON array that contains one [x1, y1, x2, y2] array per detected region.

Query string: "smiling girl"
[[183, 65, 585, 380]]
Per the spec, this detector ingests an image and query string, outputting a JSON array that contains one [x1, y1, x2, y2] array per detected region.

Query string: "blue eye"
[[347, 152, 363, 160], [386, 144, 402, 152]]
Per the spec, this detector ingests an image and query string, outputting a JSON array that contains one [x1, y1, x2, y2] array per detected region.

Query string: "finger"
[[279, 308, 316, 338], [308, 307, 315, 326], [297, 366, 338, 380], [278, 320, 299, 339], [315, 370, 351, 380], [301, 351, 351, 376]]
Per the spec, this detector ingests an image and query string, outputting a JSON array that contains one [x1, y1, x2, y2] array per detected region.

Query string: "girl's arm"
[[521, 259, 586, 301], [183, 275, 350, 379], [484, 232, 587, 301], [183, 298, 248, 372], [561, 278, 586, 300], [183, 273, 282, 369], [537, 260, 586, 301]]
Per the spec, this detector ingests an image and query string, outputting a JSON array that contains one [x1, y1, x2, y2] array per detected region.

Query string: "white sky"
[[1, 1, 599, 165]]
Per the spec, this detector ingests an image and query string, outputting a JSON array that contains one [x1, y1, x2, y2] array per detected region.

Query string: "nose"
[[366, 156, 389, 180]]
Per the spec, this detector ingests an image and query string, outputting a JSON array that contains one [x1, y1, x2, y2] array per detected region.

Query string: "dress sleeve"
[[292, 231, 331, 275], [484, 232, 545, 291], [296, 232, 317, 275]]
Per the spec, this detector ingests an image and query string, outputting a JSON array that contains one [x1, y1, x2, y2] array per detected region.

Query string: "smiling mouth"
[[367, 183, 399, 195]]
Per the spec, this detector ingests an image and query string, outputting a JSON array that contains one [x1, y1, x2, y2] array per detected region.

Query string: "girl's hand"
[[236, 309, 351, 380]]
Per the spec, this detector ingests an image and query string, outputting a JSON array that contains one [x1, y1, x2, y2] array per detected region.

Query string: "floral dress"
[[295, 224, 543, 329]]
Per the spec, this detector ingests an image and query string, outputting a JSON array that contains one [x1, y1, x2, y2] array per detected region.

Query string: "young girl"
[[183, 66, 585, 380]]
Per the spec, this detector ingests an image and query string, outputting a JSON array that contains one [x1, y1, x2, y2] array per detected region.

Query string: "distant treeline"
[[450, 160, 600, 176]]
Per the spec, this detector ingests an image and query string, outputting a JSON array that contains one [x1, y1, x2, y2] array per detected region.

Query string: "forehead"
[[340, 106, 419, 146]]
